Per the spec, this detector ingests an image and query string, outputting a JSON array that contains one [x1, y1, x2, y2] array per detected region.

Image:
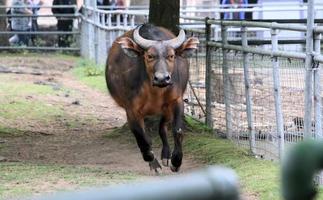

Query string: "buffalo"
[[106, 24, 199, 173]]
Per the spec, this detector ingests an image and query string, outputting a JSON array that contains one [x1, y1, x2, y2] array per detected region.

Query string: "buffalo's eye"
[[147, 54, 155, 60], [167, 55, 175, 60]]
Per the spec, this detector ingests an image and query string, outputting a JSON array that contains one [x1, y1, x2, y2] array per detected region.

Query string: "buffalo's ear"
[[116, 37, 143, 57], [176, 37, 199, 58]]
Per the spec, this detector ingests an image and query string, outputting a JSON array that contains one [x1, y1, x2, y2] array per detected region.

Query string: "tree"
[[148, 0, 180, 35], [0, 0, 8, 46]]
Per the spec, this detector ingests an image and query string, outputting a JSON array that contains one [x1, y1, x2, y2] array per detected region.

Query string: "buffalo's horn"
[[133, 25, 157, 49], [133, 25, 186, 49], [164, 29, 186, 49]]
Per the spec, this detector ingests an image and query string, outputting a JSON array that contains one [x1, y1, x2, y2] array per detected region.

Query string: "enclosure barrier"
[[77, 3, 323, 164], [38, 166, 240, 200], [0, 5, 80, 51]]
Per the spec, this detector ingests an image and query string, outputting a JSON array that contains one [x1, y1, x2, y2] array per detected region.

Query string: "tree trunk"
[[148, 0, 179, 35], [0, 0, 8, 46]]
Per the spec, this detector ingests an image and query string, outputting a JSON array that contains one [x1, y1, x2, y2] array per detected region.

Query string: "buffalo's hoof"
[[162, 159, 169, 167], [149, 158, 162, 174], [170, 164, 181, 172]]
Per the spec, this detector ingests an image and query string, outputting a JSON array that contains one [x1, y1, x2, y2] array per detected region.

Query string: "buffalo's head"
[[116, 25, 199, 88]]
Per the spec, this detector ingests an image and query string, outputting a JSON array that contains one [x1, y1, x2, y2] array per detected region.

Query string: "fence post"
[[205, 17, 213, 128], [314, 32, 321, 138], [241, 26, 255, 155], [86, 0, 95, 60], [221, 23, 232, 139], [94, 4, 99, 64], [271, 28, 284, 159], [304, 0, 315, 138]]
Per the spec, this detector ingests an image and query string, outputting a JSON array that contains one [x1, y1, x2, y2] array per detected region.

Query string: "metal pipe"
[[205, 18, 213, 128], [38, 167, 240, 200], [0, 31, 80, 35], [304, 0, 315, 139], [221, 24, 233, 139], [207, 42, 307, 60], [207, 20, 307, 32], [241, 26, 255, 155], [271, 28, 285, 159], [314, 32, 322, 138]]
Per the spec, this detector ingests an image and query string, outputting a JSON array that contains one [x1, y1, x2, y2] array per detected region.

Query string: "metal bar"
[[314, 55, 323, 63], [205, 18, 213, 128], [207, 20, 307, 32], [0, 31, 80, 35], [116, 14, 121, 27], [130, 15, 135, 28], [221, 24, 233, 139], [39, 167, 239, 200], [0, 46, 80, 51], [304, 0, 315, 139], [0, 14, 79, 17], [123, 14, 128, 27], [207, 42, 306, 60], [241, 26, 255, 155], [314, 32, 322, 138], [228, 39, 309, 46], [271, 28, 285, 159]]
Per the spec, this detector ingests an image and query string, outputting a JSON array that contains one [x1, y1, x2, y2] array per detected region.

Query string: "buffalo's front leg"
[[170, 100, 184, 172], [127, 111, 162, 173], [159, 116, 171, 166]]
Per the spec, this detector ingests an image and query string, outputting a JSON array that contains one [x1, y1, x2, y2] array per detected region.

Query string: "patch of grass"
[[0, 80, 64, 131], [72, 59, 106, 92], [0, 80, 54, 97], [184, 134, 280, 200], [0, 99, 63, 122], [0, 163, 139, 199], [0, 52, 78, 61], [184, 116, 212, 133], [0, 126, 25, 136]]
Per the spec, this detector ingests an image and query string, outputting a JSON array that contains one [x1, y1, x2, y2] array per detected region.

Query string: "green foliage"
[[184, 133, 280, 200], [0, 163, 138, 199], [73, 59, 106, 92], [184, 116, 212, 133]]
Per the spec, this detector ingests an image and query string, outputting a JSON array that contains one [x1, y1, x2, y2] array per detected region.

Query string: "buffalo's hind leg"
[[170, 100, 184, 172], [159, 116, 171, 167], [127, 111, 162, 173]]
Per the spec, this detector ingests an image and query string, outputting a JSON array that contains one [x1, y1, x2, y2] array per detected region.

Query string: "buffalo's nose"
[[153, 73, 171, 85]]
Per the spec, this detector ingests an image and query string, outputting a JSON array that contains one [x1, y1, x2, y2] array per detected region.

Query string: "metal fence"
[[0, 5, 80, 51], [79, 2, 323, 162], [80, 2, 323, 162]]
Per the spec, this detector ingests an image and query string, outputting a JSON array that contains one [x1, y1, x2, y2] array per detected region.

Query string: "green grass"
[[184, 133, 280, 200], [0, 80, 55, 97], [0, 126, 25, 136], [0, 99, 63, 121], [0, 79, 64, 130], [72, 59, 107, 92], [0, 163, 139, 200]]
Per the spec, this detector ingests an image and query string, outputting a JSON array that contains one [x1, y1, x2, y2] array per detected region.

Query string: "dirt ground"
[[0, 55, 259, 200], [0, 55, 201, 176]]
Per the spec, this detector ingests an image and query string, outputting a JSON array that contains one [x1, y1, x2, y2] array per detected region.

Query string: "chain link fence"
[[79, 4, 323, 166]]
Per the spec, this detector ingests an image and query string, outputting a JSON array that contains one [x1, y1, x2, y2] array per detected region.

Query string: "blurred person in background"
[[222, 0, 248, 20], [10, 0, 32, 45], [52, 0, 76, 47], [27, 0, 43, 45]]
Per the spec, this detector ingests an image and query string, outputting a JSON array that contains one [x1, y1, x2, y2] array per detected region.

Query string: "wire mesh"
[[184, 29, 207, 122]]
